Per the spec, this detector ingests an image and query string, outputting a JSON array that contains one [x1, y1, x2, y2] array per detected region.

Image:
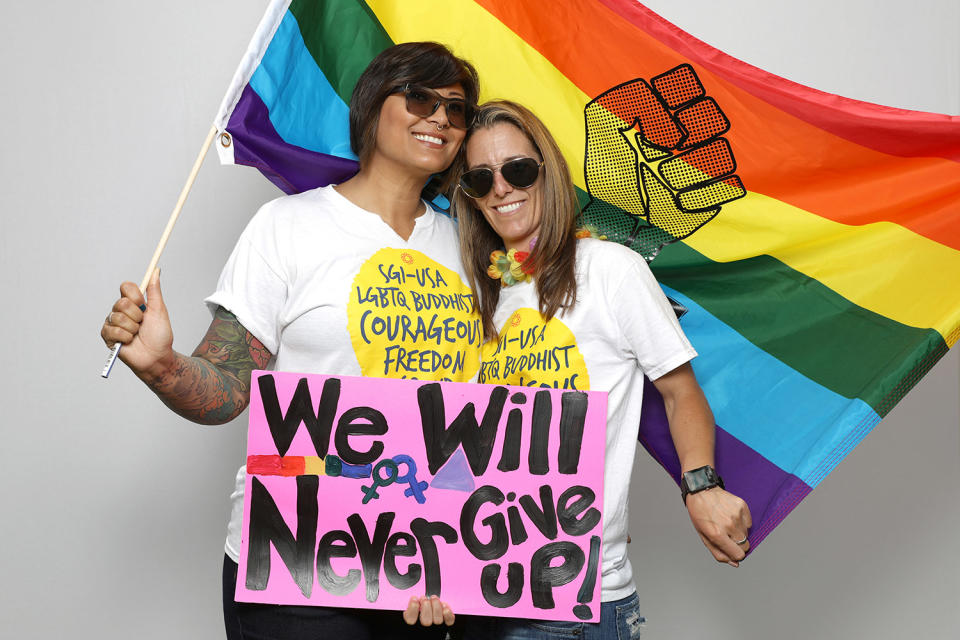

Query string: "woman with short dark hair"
[[102, 42, 480, 639], [350, 41, 479, 167], [451, 100, 752, 639]]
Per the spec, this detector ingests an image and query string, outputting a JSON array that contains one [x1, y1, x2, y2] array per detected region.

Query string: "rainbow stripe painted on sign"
[[213, 0, 960, 549]]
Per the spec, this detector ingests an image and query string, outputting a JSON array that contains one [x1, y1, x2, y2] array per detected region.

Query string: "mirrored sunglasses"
[[396, 84, 473, 130], [458, 157, 544, 198]]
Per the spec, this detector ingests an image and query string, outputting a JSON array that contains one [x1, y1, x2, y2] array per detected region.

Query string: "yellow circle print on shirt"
[[347, 248, 481, 381], [479, 308, 590, 390]]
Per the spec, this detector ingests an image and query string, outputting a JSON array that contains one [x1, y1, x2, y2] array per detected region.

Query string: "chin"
[[412, 156, 452, 175]]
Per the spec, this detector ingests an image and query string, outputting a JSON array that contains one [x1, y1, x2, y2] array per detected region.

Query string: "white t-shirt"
[[477, 238, 697, 602], [206, 185, 482, 561]]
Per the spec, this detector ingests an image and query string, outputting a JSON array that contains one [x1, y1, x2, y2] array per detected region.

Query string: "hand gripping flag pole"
[[100, 124, 219, 379]]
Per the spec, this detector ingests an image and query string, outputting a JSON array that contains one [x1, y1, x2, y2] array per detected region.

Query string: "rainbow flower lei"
[[486, 227, 607, 287], [487, 248, 535, 287]]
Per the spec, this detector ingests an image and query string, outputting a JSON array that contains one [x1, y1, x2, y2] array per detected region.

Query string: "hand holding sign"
[[402, 595, 455, 627]]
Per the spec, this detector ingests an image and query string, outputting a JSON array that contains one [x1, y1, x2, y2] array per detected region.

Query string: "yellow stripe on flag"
[[688, 193, 960, 344], [369, 0, 960, 345]]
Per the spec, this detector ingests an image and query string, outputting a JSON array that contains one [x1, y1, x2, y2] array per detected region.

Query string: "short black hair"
[[349, 42, 480, 166]]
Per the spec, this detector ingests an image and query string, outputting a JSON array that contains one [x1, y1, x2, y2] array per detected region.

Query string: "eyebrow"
[[433, 87, 465, 99], [468, 155, 531, 169]]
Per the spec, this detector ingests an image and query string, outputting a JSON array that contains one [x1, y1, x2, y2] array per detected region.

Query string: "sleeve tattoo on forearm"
[[150, 308, 272, 424]]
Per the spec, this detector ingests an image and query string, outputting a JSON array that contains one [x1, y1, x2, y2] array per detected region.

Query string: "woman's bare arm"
[[145, 308, 271, 424], [101, 270, 271, 425]]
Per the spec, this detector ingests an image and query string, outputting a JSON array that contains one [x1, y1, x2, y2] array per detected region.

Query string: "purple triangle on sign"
[[430, 449, 476, 492]]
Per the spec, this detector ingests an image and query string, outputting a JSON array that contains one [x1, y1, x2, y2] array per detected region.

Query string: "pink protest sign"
[[236, 370, 607, 622]]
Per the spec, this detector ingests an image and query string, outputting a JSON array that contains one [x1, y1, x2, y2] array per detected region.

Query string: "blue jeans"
[[462, 592, 644, 640], [222, 555, 448, 640]]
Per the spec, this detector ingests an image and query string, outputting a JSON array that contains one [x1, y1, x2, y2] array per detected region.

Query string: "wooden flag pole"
[[101, 123, 220, 378]]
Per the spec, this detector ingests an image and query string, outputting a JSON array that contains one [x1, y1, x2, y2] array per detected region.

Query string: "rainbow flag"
[[213, 0, 960, 549]]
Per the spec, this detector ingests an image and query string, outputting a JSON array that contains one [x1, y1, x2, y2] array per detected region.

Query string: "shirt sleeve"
[[607, 248, 697, 380], [204, 200, 288, 356]]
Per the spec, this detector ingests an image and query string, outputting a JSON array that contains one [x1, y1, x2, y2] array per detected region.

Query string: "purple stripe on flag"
[[638, 377, 812, 549], [226, 85, 359, 194]]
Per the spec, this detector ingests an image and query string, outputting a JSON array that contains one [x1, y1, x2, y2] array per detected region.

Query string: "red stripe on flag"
[[597, 0, 960, 163]]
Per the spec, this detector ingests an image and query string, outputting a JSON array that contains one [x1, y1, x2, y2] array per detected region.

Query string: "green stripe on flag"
[[651, 240, 948, 412], [575, 187, 947, 413], [289, 0, 393, 104]]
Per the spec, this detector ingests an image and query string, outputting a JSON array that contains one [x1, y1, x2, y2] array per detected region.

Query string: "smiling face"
[[371, 83, 467, 179], [465, 122, 543, 252]]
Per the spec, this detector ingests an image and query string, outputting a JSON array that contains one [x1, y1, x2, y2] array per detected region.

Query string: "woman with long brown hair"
[[451, 100, 751, 639]]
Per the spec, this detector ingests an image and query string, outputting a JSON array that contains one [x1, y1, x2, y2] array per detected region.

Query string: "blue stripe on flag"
[[250, 10, 356, 159], [661, 285, 880, 486]]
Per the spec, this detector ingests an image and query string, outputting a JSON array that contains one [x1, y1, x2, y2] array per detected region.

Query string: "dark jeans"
[[222, 555, 449, 640], [461, 593, 644, 640]]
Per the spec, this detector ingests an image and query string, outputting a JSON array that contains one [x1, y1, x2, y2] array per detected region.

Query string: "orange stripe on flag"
[[476, 0, 960, 252]]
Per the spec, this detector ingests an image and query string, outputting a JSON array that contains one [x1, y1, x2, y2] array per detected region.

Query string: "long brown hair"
[[450, 101, 579, 340]]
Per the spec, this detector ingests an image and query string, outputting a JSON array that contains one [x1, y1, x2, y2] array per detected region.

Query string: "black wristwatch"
[[680, 465, 724, 504]]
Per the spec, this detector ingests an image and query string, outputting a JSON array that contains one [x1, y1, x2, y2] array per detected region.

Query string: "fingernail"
[[139, 304, 147, 312]]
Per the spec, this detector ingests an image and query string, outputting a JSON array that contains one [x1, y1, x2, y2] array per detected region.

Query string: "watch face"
[[683, 466, 718, 493]]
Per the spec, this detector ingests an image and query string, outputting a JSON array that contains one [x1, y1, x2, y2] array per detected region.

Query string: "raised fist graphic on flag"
[[580, 64, 746, 261]]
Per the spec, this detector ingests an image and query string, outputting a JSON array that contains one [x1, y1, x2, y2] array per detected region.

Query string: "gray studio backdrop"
[[2, 1, 957, 638]]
